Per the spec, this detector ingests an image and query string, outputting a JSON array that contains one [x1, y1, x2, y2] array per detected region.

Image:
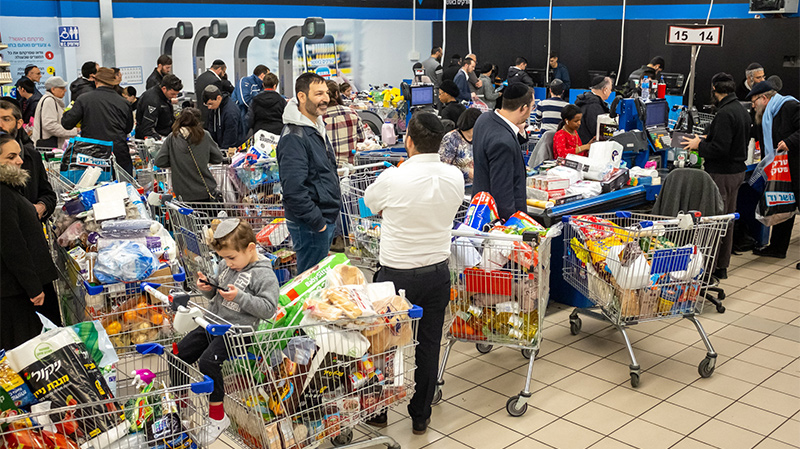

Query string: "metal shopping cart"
[[215, 293, 423, 449], [354, 147, 407, 166], [562, 211, 737, 387], [435, 227, 553, 417], [0, 342, 214, 449]]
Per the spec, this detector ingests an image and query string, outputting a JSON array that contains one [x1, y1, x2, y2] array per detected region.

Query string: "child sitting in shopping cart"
[[175, 218, 279, 445]]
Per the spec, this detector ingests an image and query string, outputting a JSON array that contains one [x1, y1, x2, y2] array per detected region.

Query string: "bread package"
[[327, 264, 367, 287]]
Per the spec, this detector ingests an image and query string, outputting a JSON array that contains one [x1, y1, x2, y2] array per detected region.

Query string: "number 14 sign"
[[666, 24, 724, 46]]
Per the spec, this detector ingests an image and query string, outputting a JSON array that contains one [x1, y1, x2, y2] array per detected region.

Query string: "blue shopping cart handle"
[[615, 211, 632, 218], [206, 324, 232, 336], [561, 215, 571, 223], [191, 375, 214, 394], [136, 343, 165, 355], [409, 305, 423, 319], [171, 266, 186, 283]]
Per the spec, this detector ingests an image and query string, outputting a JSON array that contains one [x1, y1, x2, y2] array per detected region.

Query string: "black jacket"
[[136, 86, 174, 139], [206, 95, 243, 149], [277, 101, 342, 231], [195, 70, 234, 124], [0, 164, 58, 299], [62, 86, 135, 172], [442, 64, 459, 83], [698, 94, 752, 174], [145, 68, 164, 90], [440, 100, 466, 125], [575, 91, 610, 144], [69, 77, 95, 102], [472, 111, 528, 220], [736, 80, 753, 102], [248, 90, 287, 136], [507, 66, 534, 87], [21, 89, 42, 124], [18, 133, 57, 221]]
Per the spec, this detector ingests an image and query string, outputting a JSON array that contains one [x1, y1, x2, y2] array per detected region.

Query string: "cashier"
[[553, 104, 595, 159]]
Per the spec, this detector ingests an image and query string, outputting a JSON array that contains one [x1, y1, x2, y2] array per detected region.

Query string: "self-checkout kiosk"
[[192, 20, 228, 80], [278, 17, 326, 98], [233, 20, 276, 84], [160, 21, 193, 58], [597, 97, 671, 168]]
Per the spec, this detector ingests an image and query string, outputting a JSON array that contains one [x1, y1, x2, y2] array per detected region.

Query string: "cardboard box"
[[601, 168, 630, 193]]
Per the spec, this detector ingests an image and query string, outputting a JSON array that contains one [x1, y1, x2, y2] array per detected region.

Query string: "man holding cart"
[[363, 112, 464, 435]]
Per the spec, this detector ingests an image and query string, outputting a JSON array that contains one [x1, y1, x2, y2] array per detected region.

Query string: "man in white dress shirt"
[[363, 112, 465, 435]]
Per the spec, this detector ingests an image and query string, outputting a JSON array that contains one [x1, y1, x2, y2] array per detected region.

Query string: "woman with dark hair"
[[477, 63, 502, 110], [439, 108, 482, 181], [553, 104, 594, 159], [153, 107, 224, 202]]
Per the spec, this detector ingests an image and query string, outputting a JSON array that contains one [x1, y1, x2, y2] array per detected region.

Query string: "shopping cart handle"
[[561, 215, 571, 223], [171, 266, 186, 283], [409, 305, 423, 319], [136, 343, 165, 355], [615, 211, 632, 218], [205, 323, 232, 336], [191, 375, 215, 394]]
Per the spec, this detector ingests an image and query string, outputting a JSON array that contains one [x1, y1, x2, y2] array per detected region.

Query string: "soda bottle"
[[641, 76, 650, 102]]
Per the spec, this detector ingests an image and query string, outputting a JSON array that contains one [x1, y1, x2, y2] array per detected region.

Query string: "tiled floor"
[[215, 226, 800, 449]]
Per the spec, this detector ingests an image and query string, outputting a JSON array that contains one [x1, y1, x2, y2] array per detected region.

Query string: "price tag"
[[666, 24, 724, 46]]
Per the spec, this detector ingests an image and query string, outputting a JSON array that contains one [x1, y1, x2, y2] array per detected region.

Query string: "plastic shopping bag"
[[755, 151, 798, 226], [60, 137, 114, 184]]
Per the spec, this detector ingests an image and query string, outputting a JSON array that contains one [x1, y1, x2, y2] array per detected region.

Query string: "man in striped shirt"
[[532, 79, 568, 132]]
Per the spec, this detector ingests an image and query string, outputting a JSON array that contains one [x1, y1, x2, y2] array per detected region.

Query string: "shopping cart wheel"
[[569, 317, 582, 335], [432, 386, 443, 405], [629, 372, 640, 387], [476, 343, 493, 354], [716, 304, 726, 313], [698, 357, 716, 378], [506, 395, 528, 417], [331, 429, 353, 446], [521, 349, 534, 359]]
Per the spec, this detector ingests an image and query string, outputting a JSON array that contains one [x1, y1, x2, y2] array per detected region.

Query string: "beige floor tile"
[[723, 297, 765, 314], [672, 346, 715, 368], [440, 346, 474, 368], [483, 371, 546, 398], [689, 418, 764, 448], [446, 386, 507, 417], [696, 337, 748, 362], [544, 323, 593, 347], [717, 402, 788, 436], [504, 437, 555, 449], [667, 385, 735, 417], [537, 339, 565, 358], [478, 346, 534, 371], [692, 372, 757, 400], [653, 324, 704, 346], [763, 273, 800, 288], [581, 358, 635, 385], [735, 315, 787, 334], [450, 419, 525, 449], [639, 401, 709, 434], [783, 358, 800, 378], [751, 305, 800, 324], [587, 437, 636, 449], [629, 334, 688, 359], [594, 385, 662, 416], [761, 372, 800, 398], [754, 438, 799, 449], [715, 359, 776, 384], [428, 401, 482, 435], [732, 288, 784, 304], [607, 347, 665, 371], [552, 372, 617, 402], [674, 316, 728, 334], [712, 324, 769, 346], [747, 281, 795, 297], [530, 418, 603, 449], [447, 358, 513, 385], [720, 275, 755, 289], [592, 326, 650, 345], [769, 419, 800, 446], [563, 401, 635, 435], [735, 346, 796, 370], [438, 374, 478, 401], [703, 308, 746, 326], [620, 373, 686, 400], [727, 267, 768, 281], [569, 335, 627, 358], [647, 359, 703, 385], [767, 296, 800, 313], [741, 261, 787, 274], [380, 420, 446, 449], [773, 324, 800, 343], [487, 405, 559, 435], [514, 358, 575, 385], [610, 418, 683, 449], [527, 384, 589, 417], [421, 436, 473, 449], [754, 335, 800, 358], [668, 438, 718, 449], [541, 346, 601, 371]]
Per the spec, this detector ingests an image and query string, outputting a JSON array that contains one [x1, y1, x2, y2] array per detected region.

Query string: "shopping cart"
[[0, 342, 214, 449], [354, 147, 407, 166], [215, 293, 423, 449], [435, 227, 553, 417], [165, 199, 295, 288], [562, 211, 737, 387]]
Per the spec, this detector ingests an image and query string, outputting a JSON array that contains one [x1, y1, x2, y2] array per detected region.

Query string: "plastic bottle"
[[381, 121, 396, 146], [658, 76, 667, 99], [641, 76, 651, 102]]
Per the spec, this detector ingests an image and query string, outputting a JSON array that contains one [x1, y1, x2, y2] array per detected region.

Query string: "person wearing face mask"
[[32, 76, 79, 149], [0, 133, 61, 350], [745, 81, 799, 260], [277, 73, 341, 273], [682, 73, 751, 279]]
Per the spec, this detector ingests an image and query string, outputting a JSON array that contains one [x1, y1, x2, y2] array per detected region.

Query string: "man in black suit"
[[472, 83, 534, 220], [195, 59, 233, 124]]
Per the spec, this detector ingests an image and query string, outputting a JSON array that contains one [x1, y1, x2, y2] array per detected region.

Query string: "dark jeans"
[[375, 260, 450, 423], [173, 327, 228, 402], [769, 217, 795, 256], [709, 171, 745, 270], [286, 219, 335, 274]]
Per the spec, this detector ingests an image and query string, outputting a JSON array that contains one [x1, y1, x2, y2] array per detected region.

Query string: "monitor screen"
[[645, 100, 669, 128], [410, 85, 434, 106]]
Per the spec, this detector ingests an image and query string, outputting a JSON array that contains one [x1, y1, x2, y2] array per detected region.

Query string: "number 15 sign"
[[666, 24, 724, 46]]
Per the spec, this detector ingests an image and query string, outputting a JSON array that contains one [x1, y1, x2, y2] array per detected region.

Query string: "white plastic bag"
[[605, 245, 652, 290]]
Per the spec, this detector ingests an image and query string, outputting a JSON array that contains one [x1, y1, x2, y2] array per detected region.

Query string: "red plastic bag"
[[756, 151, 798, 226]]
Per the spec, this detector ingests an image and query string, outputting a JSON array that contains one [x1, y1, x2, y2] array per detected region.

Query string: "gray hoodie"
[[201, 256, 279, 328]]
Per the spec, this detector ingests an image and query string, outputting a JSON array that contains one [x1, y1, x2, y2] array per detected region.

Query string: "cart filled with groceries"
[[562, 211, 737, 386]]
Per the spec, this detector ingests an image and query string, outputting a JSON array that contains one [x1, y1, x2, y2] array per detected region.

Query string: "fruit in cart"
[[136, 302, 150, 316], [123, 309, 138, 323], [131, 321, 158, 344], [104, 320, 122, 336], [150, 312, 164, 326]]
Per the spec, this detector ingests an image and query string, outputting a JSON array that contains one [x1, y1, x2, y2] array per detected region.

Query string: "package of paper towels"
[[589, 140, 624, 169]]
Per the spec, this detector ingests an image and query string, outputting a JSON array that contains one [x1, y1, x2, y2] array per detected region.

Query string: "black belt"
[[380, 260, 448, 275]]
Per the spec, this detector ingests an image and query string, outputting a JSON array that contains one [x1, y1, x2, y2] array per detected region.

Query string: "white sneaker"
[[197, 414, 230, 447]]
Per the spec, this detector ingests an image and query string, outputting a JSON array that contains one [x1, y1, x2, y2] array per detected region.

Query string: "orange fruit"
[[123, 310, 137, 322], [150, 313, 164, 326], [136, 302, 150, 316]]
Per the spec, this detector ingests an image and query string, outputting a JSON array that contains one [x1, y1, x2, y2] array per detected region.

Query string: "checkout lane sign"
[[58, 26, 80, 47], [666, 24, 723, 47]]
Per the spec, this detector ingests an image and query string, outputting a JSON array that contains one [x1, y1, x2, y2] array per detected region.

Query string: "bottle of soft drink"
[[641, 76, 650, 102], [658, 76, 667, 99]]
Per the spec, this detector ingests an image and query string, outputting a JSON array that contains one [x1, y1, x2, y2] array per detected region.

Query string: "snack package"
[[503, 211, 546, 235], [256, 218, 290, 247], [320, 286, 375, 319], [144, 382, 198, 449], [326, 264, 367, 287], [464, 192, 499, 231], [571, 215, 621, 241], [0, 350, 35, 408]]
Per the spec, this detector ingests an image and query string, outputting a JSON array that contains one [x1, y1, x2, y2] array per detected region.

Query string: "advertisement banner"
[[0, 18, 67, 95]]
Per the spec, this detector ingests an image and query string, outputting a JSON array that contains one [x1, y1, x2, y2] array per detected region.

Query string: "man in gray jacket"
[[423, 47, 444, 107]]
